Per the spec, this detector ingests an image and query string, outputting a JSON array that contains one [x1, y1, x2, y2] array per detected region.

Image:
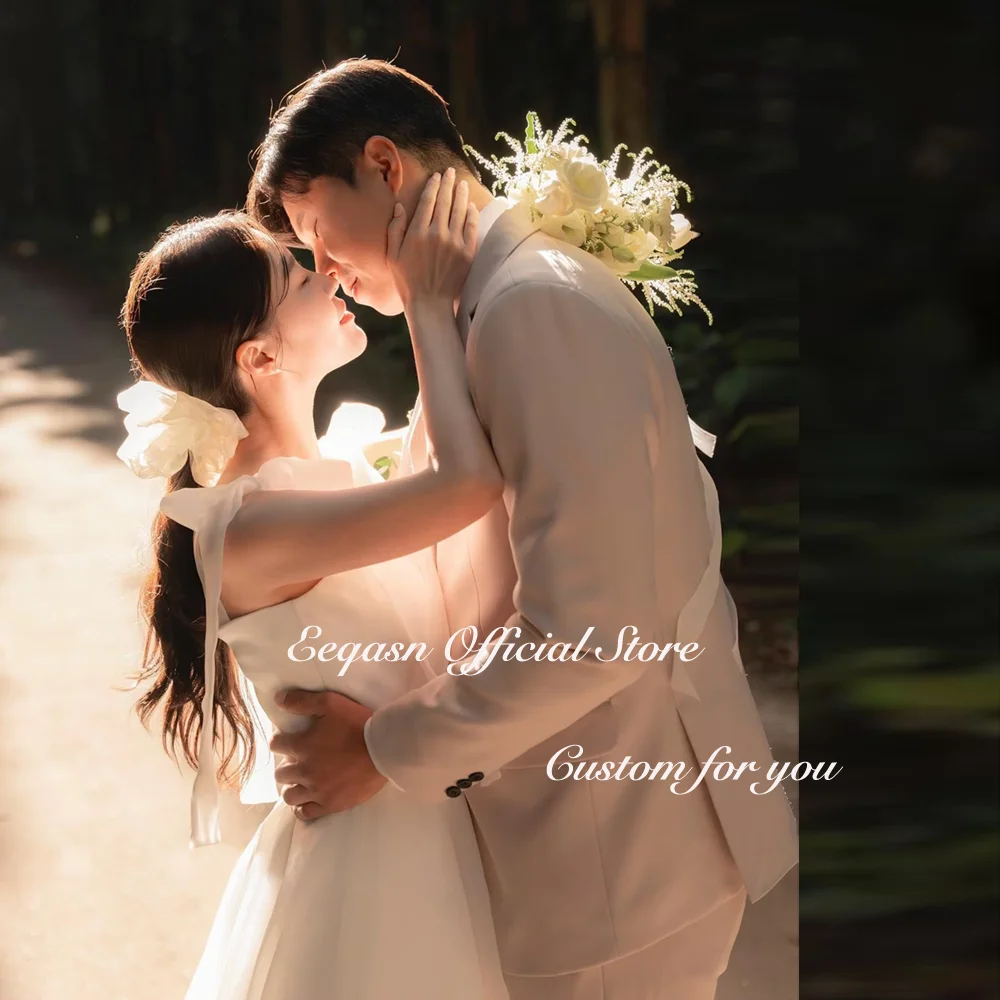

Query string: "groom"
[[246, 59, 797, 999]]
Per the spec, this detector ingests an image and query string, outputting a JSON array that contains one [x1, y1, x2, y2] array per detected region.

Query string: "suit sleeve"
[[365, 280, 672, 800]]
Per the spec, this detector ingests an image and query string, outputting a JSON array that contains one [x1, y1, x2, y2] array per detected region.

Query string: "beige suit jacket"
[[366, 205, 798, 976]]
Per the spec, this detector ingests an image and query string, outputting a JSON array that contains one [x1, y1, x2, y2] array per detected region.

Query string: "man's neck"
[[463, 173, 494, 212]]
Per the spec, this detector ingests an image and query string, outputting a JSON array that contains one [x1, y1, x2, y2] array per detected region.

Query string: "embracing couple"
[[118, 58, 797, 1000]]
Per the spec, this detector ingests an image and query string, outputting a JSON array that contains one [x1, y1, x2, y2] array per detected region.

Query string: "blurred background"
[[0, 1, 995, 999]]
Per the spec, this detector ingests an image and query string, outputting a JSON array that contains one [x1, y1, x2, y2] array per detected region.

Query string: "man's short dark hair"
[[247, 58, 480, 239]]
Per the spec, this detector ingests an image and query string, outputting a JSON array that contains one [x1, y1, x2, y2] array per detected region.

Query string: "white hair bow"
[[117, 381, 248, 487]]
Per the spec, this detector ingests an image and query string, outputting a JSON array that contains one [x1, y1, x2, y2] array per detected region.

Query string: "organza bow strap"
[[117, 381, 248, 487]]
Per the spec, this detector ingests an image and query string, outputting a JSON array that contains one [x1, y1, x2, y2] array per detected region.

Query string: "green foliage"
[[524, 112, 538, 154], [623, 261, 678, 281]]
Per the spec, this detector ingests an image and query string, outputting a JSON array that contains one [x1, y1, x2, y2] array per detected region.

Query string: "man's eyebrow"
[[293, 210, 305, 233]]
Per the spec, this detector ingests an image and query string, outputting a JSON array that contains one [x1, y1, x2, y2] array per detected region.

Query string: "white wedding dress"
[[160, 449, 508, 1000]]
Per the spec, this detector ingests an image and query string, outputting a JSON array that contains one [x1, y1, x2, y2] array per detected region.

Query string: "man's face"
[[282, 144, 424, 317]]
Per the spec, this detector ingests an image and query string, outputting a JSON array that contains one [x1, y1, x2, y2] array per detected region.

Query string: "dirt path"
[[0, 261, 796, 999]]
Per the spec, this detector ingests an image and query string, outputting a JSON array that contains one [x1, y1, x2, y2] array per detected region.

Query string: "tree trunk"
[[446, 1, 485, 150], [321, 0, 351, 69], [619, 0, 649, 152], [590, 0, 649, 155], [280, 0, 314, 93], [398, 0, 440, 86]]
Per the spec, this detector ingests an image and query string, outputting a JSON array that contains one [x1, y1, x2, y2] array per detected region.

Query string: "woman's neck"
[[220, 380, 321, 482]]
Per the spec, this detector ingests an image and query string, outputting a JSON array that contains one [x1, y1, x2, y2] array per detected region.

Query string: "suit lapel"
[[457, 203, 540, 341]]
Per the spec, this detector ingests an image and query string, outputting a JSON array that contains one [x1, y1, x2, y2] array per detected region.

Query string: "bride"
[[117, 171, 509, 998]]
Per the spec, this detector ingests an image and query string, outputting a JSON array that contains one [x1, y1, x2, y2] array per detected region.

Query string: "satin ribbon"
[[160, 477, 262, 847]]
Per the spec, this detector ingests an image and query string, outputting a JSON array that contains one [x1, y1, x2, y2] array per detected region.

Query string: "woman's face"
[[267, 246, 367, 377]]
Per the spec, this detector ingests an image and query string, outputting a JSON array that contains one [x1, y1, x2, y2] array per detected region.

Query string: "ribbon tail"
[[688, 417, 717, 457], [185, 483, 256, 849], [190, 766, 222, 848]]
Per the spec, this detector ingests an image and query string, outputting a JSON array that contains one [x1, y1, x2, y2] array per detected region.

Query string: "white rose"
[[624, 226, 659, 264], [533, 171, 575, 216], [557, 154, 610, 213], [538, 209, 588, 247], [668, 213, 699, 250], [653, 203, 699, 250]]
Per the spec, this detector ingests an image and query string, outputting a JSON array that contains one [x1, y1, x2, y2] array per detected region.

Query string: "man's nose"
[[311, 246, 336, 278]]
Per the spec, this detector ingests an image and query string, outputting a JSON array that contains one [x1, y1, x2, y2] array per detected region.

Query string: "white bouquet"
[[466, 112, 711, 322]]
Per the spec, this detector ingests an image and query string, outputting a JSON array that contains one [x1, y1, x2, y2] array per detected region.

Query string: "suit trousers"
[[502, 889, 747, 1000]]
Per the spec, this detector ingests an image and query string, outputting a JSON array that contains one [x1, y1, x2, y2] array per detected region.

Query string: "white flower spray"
[[466, 113, 712, 322]]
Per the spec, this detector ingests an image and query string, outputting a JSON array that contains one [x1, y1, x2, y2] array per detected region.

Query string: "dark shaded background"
[[801, 2, 999, 998], [1, 1, 996, 997]]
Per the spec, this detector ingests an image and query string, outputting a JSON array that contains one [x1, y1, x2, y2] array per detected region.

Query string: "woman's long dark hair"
[[121, 212, 287, 786]]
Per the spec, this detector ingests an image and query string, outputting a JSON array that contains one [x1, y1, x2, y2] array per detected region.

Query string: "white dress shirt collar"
[[474, 196, 516, 253]]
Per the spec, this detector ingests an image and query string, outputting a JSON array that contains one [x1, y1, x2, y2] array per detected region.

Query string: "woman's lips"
[[339, 308, 355, 325]]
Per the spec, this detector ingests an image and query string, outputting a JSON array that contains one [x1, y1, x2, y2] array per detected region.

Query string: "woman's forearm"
[[405, 297, 500, 487]]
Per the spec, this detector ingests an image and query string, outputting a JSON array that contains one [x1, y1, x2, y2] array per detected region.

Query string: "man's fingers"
[[411, 172, 441, 231], [281, 783, 315, 808], [274, 760, 307, 786], [269, 732, 290, 755], [268, 729, 309, 752], [275, 687, 328, 716], [293, 802, 327, 822]]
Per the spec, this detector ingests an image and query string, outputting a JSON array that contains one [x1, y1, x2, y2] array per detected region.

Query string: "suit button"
[[445, 785, 462, 798], [456, 778, 473, 789], [468, 772, 485, 782]]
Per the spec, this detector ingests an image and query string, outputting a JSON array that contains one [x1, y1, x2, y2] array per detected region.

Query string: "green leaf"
[[612, 246, 636, 263], [373, 456, 393, 480], [622, 261, 678, 281], [525, 113, 538, 154]]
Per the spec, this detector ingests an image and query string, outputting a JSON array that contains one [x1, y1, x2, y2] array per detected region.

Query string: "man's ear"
[[235, 335, 282, 379], [362, 135, 405, 197]]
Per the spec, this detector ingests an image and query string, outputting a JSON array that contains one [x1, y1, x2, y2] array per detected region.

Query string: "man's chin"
[[364, 293, 404, 317], [350, 279, 403, 317]]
